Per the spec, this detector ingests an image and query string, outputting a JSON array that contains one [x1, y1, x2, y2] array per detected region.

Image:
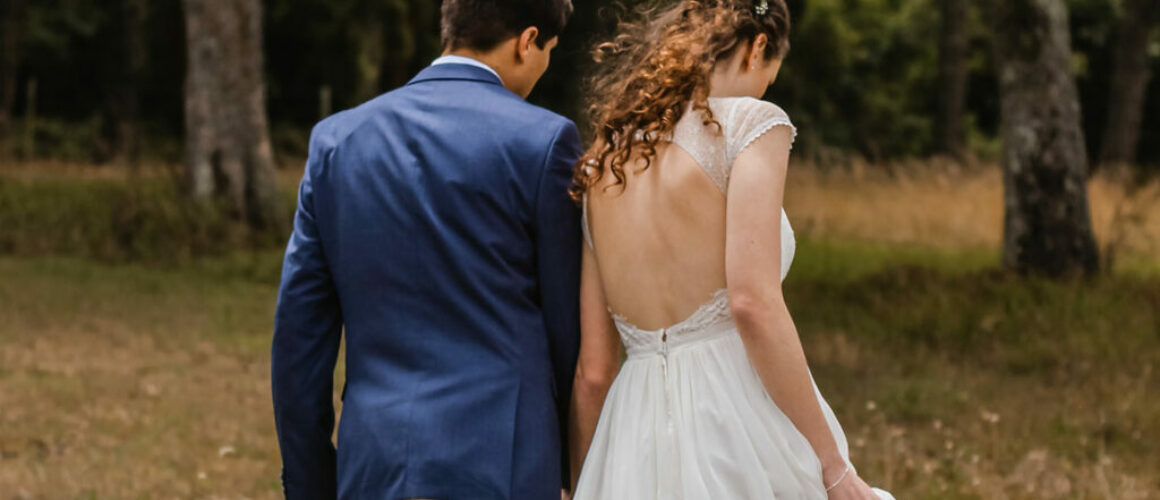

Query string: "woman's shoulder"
[[706, 97, 796, 156], [708, 96, 791, 126]]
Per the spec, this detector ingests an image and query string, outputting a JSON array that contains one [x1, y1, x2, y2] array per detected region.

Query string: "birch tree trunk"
[[182, 0, 281, 230], [988, 0, 1100, 276]]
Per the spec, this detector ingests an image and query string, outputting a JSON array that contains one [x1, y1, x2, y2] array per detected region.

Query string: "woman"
[[567, 1, 895, 498]]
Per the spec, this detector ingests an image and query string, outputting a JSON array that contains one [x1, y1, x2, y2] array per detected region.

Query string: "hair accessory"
[[754, 0, 769, 15]]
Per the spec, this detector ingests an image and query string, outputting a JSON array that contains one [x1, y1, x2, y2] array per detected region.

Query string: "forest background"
[[1, 1, 1158, 498]]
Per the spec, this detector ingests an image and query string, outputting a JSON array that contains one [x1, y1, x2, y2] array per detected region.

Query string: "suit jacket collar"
[[407, 63, 505, 88]]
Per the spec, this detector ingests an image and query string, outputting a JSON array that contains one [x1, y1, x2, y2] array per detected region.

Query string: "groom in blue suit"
[[271, 1, 580, 499]]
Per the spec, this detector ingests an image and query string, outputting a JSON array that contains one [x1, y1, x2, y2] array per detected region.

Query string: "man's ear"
[[515, 26, 540, 63]]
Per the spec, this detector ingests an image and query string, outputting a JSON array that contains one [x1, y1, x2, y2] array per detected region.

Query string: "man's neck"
[[443, 48, 521, 93]]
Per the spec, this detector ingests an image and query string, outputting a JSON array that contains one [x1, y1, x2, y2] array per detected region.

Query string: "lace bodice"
[[670, 97, 797, 193], [582, 97, 798, 339]]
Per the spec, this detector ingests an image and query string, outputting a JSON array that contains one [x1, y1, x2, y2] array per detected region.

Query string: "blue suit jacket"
[[272, 63, 583, 500]]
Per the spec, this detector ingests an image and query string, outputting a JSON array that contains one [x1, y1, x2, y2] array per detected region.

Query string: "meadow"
[[0, 161, 1157, 499]]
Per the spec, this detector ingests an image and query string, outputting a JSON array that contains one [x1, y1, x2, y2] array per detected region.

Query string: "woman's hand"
[[826, 471, 878, 500]]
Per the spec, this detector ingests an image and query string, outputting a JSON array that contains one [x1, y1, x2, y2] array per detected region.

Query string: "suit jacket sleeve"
[[534, 120, 584, 488], [271, 127, 344, 500]]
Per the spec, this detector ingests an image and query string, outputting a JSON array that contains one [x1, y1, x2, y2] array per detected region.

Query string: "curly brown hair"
[[570, 0, 791, 201]]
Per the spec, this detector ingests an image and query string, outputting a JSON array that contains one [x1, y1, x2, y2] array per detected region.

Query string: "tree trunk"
[[382, 0, 417, 89], [22, 77, 34, 159], [1099, 0, 1158, 167], [0, 0, 24, 155], [109, 0, 148, 164], [352, 18, 385, 103], [988, 0, 1099, 277], [935, 0, 969, 160], [182, 0, 282, 231]]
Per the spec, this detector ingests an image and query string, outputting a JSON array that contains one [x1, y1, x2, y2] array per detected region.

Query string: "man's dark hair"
[[441, 0, 574, 51]]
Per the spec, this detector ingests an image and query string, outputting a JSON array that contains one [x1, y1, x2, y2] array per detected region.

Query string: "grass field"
[[1, 162, 1158, 499]]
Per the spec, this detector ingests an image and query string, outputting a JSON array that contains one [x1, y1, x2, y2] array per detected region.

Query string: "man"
[[271, 1, 580, 499]]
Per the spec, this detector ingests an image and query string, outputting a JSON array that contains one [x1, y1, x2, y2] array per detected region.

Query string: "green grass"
[[790, 239, 1159, 370], [1, 241, 1157, 498], [0, 250, 290, 497], [0, 174, 295, 263], [785, 239, 1160, 498]]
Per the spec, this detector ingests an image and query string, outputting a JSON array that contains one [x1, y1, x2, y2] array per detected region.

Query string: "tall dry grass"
[[785, 159, 1160, 268], [5, 159, 1158, 267]]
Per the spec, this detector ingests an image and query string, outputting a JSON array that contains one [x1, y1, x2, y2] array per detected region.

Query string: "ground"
[[0, 161, 1157, 499]]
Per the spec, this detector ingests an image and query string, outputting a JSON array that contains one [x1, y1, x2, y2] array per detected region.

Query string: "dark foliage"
[[0, 0, 1156, 167]]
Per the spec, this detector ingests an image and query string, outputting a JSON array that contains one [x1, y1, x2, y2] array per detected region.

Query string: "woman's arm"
[[724, 126, 871, 497], [568, 243, 622, 492]]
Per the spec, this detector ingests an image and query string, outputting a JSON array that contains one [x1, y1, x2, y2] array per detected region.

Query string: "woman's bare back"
[[582, 97, 797, 332]]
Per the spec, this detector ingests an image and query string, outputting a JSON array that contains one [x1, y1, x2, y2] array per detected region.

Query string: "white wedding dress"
[[572, 97, 894, 500]]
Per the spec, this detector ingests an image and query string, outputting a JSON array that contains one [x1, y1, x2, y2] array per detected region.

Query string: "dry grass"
[[785, 159, 1160, 266], [811, 344, 1159, 499], [4, 248, 1157, 499], [801, 309, 1160, 499], [0, 160, 179, 182], [0, 256, 290, 499], [7, 158, 1159, 264]]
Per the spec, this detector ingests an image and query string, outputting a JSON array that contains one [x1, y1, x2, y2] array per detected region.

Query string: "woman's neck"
[[708, 70, 746, 98]]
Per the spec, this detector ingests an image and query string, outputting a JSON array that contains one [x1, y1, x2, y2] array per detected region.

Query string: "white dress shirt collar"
[[431, 55, 504, 84]]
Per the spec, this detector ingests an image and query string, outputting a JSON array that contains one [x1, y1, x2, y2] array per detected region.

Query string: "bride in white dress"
[[566, 1, 894, 499]]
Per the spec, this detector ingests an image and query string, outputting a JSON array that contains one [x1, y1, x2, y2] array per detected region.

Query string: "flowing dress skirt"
[[572, 318, 895, 500]]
